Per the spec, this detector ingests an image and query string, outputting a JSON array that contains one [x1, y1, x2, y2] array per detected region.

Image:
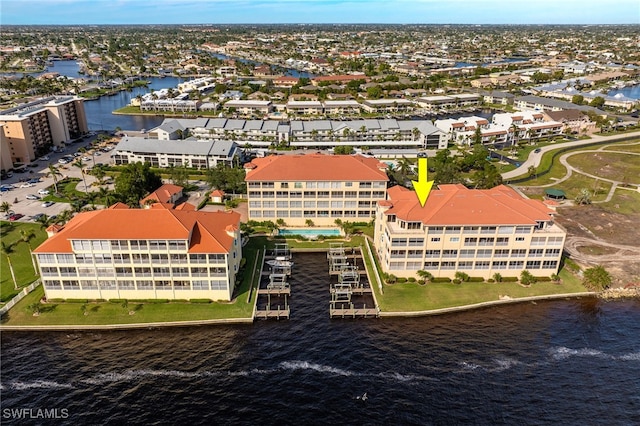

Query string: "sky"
[[1, 0, 639, 25]]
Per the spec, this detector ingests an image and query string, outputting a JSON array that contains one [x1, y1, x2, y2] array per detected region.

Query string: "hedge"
[[431, 277, 452, 283], [502, 277, 519, 282], [468, 277, 484, 282], [189, 299, 212, 304]]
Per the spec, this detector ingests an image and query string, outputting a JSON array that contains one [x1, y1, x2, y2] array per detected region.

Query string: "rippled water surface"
[[2, 253, 640, 425]]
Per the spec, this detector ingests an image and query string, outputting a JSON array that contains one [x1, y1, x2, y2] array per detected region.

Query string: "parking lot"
[[1, 133, 116, 223]]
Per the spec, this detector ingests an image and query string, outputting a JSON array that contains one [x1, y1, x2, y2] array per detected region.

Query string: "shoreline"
[[0, 291, 601, 331]]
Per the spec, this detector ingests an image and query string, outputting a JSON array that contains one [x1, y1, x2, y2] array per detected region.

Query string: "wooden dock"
[[330, 306, 379, 318], [257, 288, 291, 295], [254, 307, 290, 320]]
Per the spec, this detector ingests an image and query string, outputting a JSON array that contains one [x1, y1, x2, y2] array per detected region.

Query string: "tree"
[[575, 188, 592, 205], [520, 270, 536, 286], [72, 159, 88, 192], [528, 165, 537, 179], [305, 219, 315, 227], [46, 163, 63, 194], [1, 242, 18, 290], [333, 145, 354, 155], [20, 229, 38, 275], [582, 265, 612, 291], [572, 94, 585, 105], [91, 166, 106, 185], [417, 270, 433, 283], [0, 201, 11, 214], [114, 162, 162, 206], [493, 272, 503, 283], [589, 96, 605, 109]]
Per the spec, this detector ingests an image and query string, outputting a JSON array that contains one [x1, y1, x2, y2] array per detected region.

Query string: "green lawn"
[[373, 268, 587, 312], [605, 142, 640, 153], [599, 189, 640, 215], [566, 151, 640, 184], [1, 236, 265, 326], [0, 221, 47, 302]]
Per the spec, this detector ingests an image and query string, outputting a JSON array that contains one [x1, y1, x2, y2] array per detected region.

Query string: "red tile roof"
[[382, 185, 553, 225], [141, 184, 183, 205], [245, 154, 389, 182], [34, 208, 240, 254]]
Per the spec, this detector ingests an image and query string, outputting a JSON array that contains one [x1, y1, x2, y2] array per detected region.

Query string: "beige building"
[[1, 96, 88, 171], [34, 203, 242, 301], [374, 185, 566, 280], [244, 154, 389, 226]]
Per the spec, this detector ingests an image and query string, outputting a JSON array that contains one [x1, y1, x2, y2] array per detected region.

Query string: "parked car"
[[82, 156, 91, 162], [20, 182, 35, 188], [37, 189, 50, 195], [58, 158, 70, 164], [32, 213, 45, 221], [38, 155, 50, 161], [42, 201, 55, 208], [534, 148, 541, 153], [26, 194, 41, 200], [8, 213, 24, 221], [28, 178, 41, 184]]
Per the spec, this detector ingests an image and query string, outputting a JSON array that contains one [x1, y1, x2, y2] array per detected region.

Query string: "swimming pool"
[[278, 228, 342, 237]]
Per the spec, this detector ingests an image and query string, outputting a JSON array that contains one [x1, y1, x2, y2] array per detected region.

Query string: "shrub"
[[502, 277, 519, 282], [397, 277, 407, 283], [487, 278, 495, 283], [144, 299, 170, 304], [189, 299, 212, 304], [65, 299, 89, 303], [386, 274, 397, 284], [418, 279, 426, 285], [109, 299, 126, 304], [520, 270, 537, 286], [453, 278, 462, 284], [533, 276, 552, 282], [432, 277, 452, 283], [408, 277, 416, 283], [455, 271, 470, 282], [493, 273, 503, 283], [468, 277, 484, 282]]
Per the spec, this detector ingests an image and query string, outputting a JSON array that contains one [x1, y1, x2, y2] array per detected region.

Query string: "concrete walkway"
[[501, 130, 640, 180]]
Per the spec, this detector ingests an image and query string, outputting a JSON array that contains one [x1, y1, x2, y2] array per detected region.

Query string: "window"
[[475, 261, 490, 270], [441, 261, 456, 270], [480, 226, 496, 234], [280, 182, 289, 189], [428, 226, 444, 234], [43, 280, 62, 290], [211, 280, 227, 290], [478, 237, 494, 246], [460, 249, 475, 258], [542, 260, 558, 269], [511, 249, 527, 257], [494, 249, 510, 258], [526, 260, 542, 269], [449, 237, 460, 243], [476, 249, 492, 258], [498, 226, 514, 234], [531, 237, 546, 246], [118, 280, 135, 290], [458, 261, 473, 270], [528, 249, 544, 257], [192, 280, 209, 290], [515, 226, 531, 234], [407, 250, 423, 258], [423, 261, 440, 269], [390, 250, 406, 258], [442, 249, 458, 258], [463, 226, 478, 234], [547, 236, 564, 246], [80, 280, 98, 289], [492, 261, 508, 269], [515, 237, 525, 242], [496, 237, 509, 246], [408, 238, 424, 246], [445, 226, 461, 234], [389, 262, 404, 270], [508, 261, 524, 269], [464, 237, 478, 246], [545, 249, 561, 257], [56, 254, 74, 263], [391, 238, 407, 246], [431, 237, 441, 243]]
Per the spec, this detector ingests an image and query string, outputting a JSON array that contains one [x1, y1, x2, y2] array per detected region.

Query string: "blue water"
[[279, 228, 341, 236], [1, 252, 639, 424], [608, 84, 640, 100]]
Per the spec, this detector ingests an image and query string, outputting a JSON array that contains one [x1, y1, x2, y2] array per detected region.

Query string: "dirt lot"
[[555, 205, 640, 286]]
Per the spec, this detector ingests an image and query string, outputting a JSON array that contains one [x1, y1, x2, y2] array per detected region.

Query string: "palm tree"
[[98, 186, 115, 206], [19, 229, 38, 274], [0, 201, 11, 215], [1, 242, 18, 290], [35, 214, 52, 230], [72, 159, 88, 192], [46, 163, 63, 194]]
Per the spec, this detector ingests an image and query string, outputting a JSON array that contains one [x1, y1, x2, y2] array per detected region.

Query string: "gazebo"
[[545, 188, 566, 200]]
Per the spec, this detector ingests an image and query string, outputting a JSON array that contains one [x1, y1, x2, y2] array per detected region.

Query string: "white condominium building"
[[374, 185, 566, 279], [34, 203, 242, 301]]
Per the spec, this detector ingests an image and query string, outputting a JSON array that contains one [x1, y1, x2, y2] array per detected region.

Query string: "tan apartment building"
[[33, 203, 242, 301], [0, 96, 88, 171], [244, 154, 389, 226], [374, 185, 566, 279]]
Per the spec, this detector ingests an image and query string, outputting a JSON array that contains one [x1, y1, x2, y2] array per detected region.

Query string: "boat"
[[266, 257, 294, 268]]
